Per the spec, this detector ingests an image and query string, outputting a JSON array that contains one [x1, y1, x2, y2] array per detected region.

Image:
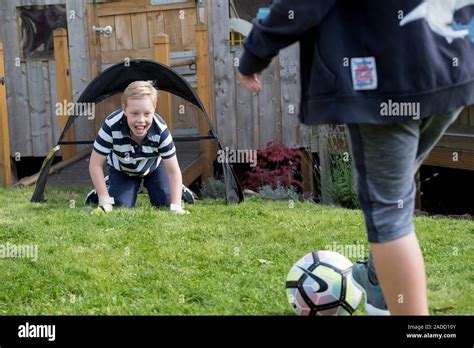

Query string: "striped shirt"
[[93, 109, 176, 176]]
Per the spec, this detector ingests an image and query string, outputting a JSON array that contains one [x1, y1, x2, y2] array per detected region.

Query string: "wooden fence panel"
[[213, 47, 311, 151], [280, 43, 310, 149], [209, 8, 311, 151], [115, 14, 133, 51], [164, 10, 186, 52], [67, 0, 93, 149], [235, 73, 254, 150], [147, 11, 166, 47], [231, 48, 253, 150], [258, 58, 281, 148], [210, 0, 237, 148], [98, 15, 117, 52], [131, 13, 150, 49], [2, 0, 31, 156], [19, 63, 32, 153], [180, 8, 197, 51], [97, 3, 196, 55], [172, 98, 199, 132], [1, 0, 89, 157], [26, 60, 49, 156]]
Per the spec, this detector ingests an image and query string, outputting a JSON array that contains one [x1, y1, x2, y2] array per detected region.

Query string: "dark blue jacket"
[[239, 0, 474, 125]]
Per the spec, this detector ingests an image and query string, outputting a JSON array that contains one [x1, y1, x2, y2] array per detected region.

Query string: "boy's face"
[[123, 97, 155, 138]]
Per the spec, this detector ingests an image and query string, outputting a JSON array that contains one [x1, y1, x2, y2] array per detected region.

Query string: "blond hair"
[[122, 81, 158, 108]]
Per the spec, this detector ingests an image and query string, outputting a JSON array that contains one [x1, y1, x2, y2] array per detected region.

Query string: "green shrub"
[[257, 183, 299, 200], [201, 177, 226, 199], [316, 126, 359, 209], [328, 154, 359, 209]]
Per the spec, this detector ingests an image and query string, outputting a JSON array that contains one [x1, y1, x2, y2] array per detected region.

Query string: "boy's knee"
[[113, 196, 136, 208], [145, 174, 170, 207], [145, 170, 171, 207], [150, 189, 170, 207]]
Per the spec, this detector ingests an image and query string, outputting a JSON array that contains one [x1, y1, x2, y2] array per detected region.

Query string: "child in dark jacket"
[[239, 0, 474, 315]]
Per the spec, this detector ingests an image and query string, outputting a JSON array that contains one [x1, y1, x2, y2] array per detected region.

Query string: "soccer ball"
[[286, 250, 362, 316]]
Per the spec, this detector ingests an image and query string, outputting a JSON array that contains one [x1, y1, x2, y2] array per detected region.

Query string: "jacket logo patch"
[[351, 57, 378, 91]]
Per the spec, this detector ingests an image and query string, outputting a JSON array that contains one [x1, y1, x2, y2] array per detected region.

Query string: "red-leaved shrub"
[[243, 142, 302, 191]]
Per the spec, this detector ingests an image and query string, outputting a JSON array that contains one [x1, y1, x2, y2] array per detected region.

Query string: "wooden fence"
[[207, 0, 311, 151]]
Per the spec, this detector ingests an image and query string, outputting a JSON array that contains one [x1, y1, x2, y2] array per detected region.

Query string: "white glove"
[[98, 195, 115, 213], [170, 203, 189, 215]]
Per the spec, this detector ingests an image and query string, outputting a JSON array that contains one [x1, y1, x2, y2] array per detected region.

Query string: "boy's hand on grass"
[[170, 203, 190, 215], [98, 195, 114, 213]]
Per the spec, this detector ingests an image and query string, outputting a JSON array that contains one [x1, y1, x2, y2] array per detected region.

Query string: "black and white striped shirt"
[[93, 109, 176, 176]]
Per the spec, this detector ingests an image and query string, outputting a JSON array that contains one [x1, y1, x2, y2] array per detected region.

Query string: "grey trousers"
[[346, 108, 463, 243]]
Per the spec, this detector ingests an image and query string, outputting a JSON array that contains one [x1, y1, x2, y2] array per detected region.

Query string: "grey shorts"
[[347, 108, 462, 243]]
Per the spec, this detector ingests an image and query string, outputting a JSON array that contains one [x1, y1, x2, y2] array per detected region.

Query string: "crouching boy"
[[89, 80, 187, 214]]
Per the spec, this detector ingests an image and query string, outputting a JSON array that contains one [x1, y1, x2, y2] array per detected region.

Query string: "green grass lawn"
[[0, 186, 472, 315]]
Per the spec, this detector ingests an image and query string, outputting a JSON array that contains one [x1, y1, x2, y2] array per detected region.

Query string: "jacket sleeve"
[[238, 0, 336, 76]]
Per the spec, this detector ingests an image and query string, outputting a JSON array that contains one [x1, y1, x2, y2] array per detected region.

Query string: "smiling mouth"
[[134, 126, 147, 133]]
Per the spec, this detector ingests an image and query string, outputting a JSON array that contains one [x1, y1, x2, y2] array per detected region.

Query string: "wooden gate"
[[87, 1, 198, 128], [86, 0, 212, 184]]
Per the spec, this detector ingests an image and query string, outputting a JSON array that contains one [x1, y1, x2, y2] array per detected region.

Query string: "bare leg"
[[371, 233, 429, 315]]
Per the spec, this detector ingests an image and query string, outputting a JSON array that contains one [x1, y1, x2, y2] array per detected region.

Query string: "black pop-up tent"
[[31, 59, 243, 203]]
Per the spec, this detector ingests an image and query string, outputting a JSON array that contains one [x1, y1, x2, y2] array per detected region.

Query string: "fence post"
[[153, 34, 173, 133], [196, 23, 214, 183], [53, 28, 76, 159], [0, 42, 12, 187]]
